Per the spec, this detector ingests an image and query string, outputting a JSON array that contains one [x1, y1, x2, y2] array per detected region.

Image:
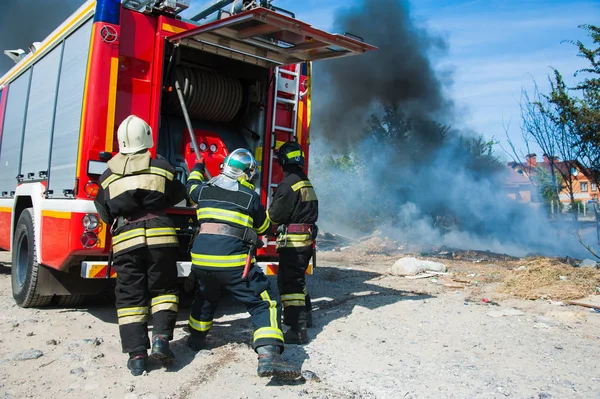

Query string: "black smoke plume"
[[310, 0, 587, 258], [0, 0, 84, 76], [314, 0, 453, 149]]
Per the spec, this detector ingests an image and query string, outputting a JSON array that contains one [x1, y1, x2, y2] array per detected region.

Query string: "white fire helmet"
[[117, 115, 154, 154], [221, 148, 257, 181]]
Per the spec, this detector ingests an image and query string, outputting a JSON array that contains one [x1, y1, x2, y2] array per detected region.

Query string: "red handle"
[[242, 252, 252, 280]]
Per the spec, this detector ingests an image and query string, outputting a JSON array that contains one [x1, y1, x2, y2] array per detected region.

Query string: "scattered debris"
[[390, 257, 447, 276], [70, 367, 85, 376], [316, 231, 355, 251], [487, 309, 525, 318], [567, 295, 600, 310], [14, 349, 43, 361], [420, 246, 517, 263], [46, 339, 58, 346], [444, 283, 465, 289], [40, 359, 57, 368], [83, 338, 103, 346], [301, 370, 321, 383], [404, 273, 437, 280], [480, 298, 500, 306]]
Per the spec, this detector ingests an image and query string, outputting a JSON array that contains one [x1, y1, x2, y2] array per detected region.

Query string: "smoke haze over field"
[[0, 0, 83, 76], [310, 0, 589, 258]]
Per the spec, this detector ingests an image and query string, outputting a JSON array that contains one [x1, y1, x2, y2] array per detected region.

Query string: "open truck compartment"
[[158, 45, 270, 182], [157, 6, 376, 185]]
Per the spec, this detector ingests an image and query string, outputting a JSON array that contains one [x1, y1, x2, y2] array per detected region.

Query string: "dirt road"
[[1, 251, 600, 399]]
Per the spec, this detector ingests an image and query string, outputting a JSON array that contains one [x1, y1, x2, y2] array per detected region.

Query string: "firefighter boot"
[[127, 352, 147, 376], [150, 335, 174, 364], [186, 330, 207, 351], [256, 345, 301, 379], [284, 308, 309, 345]]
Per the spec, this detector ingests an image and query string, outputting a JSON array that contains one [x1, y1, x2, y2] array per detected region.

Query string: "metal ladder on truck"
[[266, 63, 302, 210]]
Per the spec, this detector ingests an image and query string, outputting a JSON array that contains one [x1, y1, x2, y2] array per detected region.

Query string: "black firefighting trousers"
[[277, 246, 313, 330], [112, 246, 179, 354], [188, 265, 284, 351]]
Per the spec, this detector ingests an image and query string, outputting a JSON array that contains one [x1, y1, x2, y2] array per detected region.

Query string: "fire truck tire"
[[55, 294, 85, 307], [11, 208, 52, 308]]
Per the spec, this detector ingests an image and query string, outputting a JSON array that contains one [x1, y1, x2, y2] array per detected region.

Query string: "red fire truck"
[[0, 0, 375, 307]]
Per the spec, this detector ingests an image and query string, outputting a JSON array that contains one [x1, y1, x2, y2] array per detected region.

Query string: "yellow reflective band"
[[196, 208, 253, 228], [266, 210, 279, 225], [291, 180, 312, 192], [189, 171, 204, 181], [117, 306, 149, 317], [191, 253, 247, 267], [282, 300, 305, 307], [286, 150, 303, 159], [152, 302, 178, 313], [113, 228, 146, 245], [281, 293, 305, 301], [300, 186, 318, 202], [253, 327, 284, 342], [148, 166, 174, 180], [260, 291, 278, 329], [145, 227, 177, 237], [286, 233, 312, 241], [256, 217, 270, 235], [277, 240, 312, 248], [151, 294, 179, 306], [189, 184, 199, 196], [118, 314, 149, 325], [109, 174, 166, 199], [113, 236, 146, 254], [147, 236, 179, 246], [189, 316, 213, 332], [101, 173, 122, 189]]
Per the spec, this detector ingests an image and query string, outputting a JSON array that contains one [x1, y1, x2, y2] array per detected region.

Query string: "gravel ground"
[[1, 251, 599, 399]]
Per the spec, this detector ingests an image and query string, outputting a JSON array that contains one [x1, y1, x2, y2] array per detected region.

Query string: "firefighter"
[[267, 141, 318, 345], [185, 149, 300, 379], [94, 115, 186, 376]]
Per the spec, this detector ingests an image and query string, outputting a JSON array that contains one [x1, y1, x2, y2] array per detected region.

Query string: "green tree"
[[533, 165, 564, 213], [547, 25, 600, 183]]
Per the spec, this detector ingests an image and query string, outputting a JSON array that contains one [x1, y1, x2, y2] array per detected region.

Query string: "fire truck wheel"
[[11, 208, 52, 308]]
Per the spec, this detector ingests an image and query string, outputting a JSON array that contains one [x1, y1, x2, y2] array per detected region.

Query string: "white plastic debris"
[[390, 257, 447, 276]]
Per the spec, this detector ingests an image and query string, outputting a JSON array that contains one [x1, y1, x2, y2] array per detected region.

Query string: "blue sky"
[[186, 0, 600, 159]]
